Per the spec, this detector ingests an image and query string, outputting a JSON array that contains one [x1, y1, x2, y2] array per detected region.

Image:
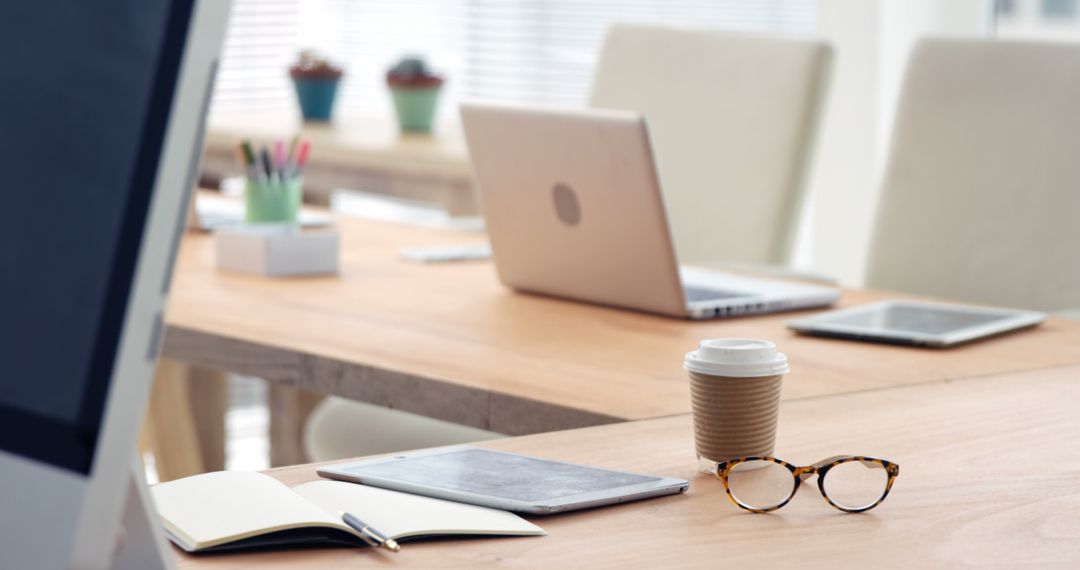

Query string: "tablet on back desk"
[[318, 446, 689, 514], [787, 300, 1046, 347]]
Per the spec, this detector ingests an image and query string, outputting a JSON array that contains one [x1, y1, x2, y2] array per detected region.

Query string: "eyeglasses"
[[714, 456, 899, 513]]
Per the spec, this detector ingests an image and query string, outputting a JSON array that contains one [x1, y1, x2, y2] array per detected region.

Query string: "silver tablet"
[[317, 446, 689, 515], [787, 300, 1046, 347]]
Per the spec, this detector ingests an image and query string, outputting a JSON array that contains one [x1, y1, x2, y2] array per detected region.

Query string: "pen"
[[240, 139, 257, 167], [339, 511, 400, 553], [287, 134, 299, 164], [234, 143, 252, 177], [260, 147, 273, 179], [294, 138, 312, 177], [252, 150, 268, 183], [239, 139, 261, 180], [273, 139, 285, 174]]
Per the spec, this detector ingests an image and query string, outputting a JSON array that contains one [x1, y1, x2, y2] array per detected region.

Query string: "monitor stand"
[[110, 458, 174, 570]]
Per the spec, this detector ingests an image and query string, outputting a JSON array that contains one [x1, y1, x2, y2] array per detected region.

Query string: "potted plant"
[[386, 56, 444, 133], [289, 50, 344, 122]]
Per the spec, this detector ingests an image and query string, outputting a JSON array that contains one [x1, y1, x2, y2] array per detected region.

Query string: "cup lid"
[[684, 338, 789, 378]]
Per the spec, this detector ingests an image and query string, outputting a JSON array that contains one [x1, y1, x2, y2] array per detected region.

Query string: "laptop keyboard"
[[683, 286, 747, 303]]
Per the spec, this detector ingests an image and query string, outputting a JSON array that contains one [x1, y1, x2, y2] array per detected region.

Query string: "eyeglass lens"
[[822, 460, 890, 510], [725, 460, 796, 510]]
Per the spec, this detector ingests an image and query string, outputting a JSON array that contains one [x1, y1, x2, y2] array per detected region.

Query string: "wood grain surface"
[[175, 363, 1080, 568], [163, 197, 1080, 434]]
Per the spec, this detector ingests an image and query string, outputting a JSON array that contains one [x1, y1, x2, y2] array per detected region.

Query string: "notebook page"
[[293, 480, 545, 540], [152, 471, 350, 549]]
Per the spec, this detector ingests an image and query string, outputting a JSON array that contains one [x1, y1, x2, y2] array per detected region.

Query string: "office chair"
[[303, 399, 503, 462], [865, 38, 1080, 314], [589, 24, 832, 266]]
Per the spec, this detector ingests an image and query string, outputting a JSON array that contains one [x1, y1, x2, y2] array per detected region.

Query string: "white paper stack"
[[215, 224, 339, 277]]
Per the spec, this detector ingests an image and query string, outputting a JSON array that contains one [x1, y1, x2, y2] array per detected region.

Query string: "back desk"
[[163, 198, 1080, 434]]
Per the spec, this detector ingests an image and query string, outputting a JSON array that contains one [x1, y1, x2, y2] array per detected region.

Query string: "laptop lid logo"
[[552, 182, 581, 226]]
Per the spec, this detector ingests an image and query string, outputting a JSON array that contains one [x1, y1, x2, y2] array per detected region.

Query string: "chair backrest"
[[865, 39, 1080, 311], [588, 24, 831, 265]]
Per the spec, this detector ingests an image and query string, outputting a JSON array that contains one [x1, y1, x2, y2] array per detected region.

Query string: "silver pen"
[[339, 511, 401, 553]]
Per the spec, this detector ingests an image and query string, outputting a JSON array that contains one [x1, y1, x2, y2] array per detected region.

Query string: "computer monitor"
[[0, 1, 229, 568]]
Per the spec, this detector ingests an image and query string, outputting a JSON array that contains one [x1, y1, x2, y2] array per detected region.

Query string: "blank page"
[[153, 471, 347, 549], [293, 480, 545, 540]]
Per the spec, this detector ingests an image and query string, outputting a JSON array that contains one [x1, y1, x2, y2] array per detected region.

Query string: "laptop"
[[459, 102, 840, 319]]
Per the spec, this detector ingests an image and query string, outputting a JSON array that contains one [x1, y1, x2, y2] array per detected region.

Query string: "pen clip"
[[340, 511, 401, 553], [354, 527, 383, 549]]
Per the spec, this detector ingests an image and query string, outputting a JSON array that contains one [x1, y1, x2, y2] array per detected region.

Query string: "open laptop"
[[459, 102, 840, 319]]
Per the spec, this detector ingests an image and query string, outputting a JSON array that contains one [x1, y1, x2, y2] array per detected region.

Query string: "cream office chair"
[[865, 39, 1080, 313], [588, 24, 832, 265], [304, 400, 503, 462]]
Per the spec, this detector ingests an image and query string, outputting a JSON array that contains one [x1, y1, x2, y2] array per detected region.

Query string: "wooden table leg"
[[144, 359, 204, 482], [269, 385, 323, 467], [143, 360, 228, 481], [186, 366, 227, 473]]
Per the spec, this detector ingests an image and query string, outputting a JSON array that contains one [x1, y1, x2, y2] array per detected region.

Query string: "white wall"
[[802, 0, 992, 285]]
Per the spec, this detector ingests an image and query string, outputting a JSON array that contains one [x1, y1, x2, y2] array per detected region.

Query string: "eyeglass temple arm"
[[811, 455, 881, 469]]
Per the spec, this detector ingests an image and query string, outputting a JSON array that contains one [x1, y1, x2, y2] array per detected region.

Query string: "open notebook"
[[152, 471, 545, 552]]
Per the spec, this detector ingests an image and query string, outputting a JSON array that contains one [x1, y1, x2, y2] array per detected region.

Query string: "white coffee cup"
[[685, 339, 789, 473]]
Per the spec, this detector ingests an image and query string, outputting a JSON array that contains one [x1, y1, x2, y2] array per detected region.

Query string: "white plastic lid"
[[684, 338, 789, 378]]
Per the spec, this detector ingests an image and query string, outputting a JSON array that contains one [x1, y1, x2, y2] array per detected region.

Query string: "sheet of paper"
[[152, 471, 345, 548], [292, 480, 545, 540]]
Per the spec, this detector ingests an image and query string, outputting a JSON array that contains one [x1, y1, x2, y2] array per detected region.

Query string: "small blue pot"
[[292, 77, 340, 122]]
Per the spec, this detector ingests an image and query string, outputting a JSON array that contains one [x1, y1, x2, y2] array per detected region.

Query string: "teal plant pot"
[[292, 77, 340, 122], [390, 86, 441, 132], [245, 177, 303, 223]]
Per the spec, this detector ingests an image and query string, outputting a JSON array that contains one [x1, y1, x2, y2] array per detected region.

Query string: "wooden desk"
[[176, 363, 1080, 568], [163, 205, 1080, 436]]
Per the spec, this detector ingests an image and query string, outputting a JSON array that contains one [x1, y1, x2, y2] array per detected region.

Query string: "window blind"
[[211, 0, 815, 118], [212, 0, 300, 109]]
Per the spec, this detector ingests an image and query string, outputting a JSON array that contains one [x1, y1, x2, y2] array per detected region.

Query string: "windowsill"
[[201, 108, 477, 214], [205, 108, 469, 177]]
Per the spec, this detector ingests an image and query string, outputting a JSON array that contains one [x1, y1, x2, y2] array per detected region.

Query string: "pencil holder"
[[245, 177, 303, 224]]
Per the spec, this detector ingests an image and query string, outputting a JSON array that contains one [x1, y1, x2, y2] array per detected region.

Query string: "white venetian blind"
[[212, 0, 300, 110], [211, 0, 815, 119]]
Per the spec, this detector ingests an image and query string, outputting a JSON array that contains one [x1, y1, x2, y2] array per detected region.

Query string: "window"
[[213, 0, 300, 109], [1042, 0, 1078, 18], [212, 0, 815, 120], [995, 0, 1080, 39]]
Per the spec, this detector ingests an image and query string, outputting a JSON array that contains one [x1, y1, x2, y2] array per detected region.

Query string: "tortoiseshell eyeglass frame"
[[713, 456, 900, 514]]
